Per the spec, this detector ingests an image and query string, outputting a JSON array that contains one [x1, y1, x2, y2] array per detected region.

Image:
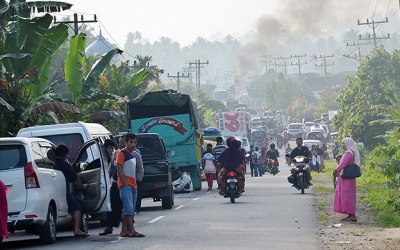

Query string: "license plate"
[[227, 179, 238, 183]]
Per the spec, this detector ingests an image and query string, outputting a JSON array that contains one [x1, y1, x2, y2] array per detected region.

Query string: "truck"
[[127, 90, 202, 190], [215, 111, 251, 139]]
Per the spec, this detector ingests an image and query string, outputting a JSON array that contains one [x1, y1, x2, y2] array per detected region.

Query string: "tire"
[[299, 175, 305, 194], [162, 186, 174, 209], [80, 213, 89, 233], [229, 189, 235, 203], [39, 206, 57, 244]]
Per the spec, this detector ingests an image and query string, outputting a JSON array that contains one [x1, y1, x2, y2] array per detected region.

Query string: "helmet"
[[270, 143, 275, 149]]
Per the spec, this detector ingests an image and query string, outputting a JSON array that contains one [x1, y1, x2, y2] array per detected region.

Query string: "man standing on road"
[[54, 145, 89, 238], [248, 145, 255, 177], [99, 137, 124, 236], [116, 134, 145, 238]]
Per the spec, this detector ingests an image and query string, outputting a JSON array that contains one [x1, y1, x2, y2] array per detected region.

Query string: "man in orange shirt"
[[116, 134, 145, 237]]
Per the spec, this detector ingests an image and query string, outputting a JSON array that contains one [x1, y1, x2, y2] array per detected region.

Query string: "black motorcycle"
[[268, 158, 279, 175], [224, 170, 241, 203], [287, 155, 310, 194]]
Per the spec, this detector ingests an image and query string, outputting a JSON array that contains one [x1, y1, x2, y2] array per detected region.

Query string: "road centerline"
[[148, 216, 165, 224], [174, 205, 184, 210]]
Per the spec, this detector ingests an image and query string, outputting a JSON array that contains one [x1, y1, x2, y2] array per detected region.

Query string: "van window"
[[289, 124, 301, 129], [0, 145, 27, 170], [41, 134, 87, 162]]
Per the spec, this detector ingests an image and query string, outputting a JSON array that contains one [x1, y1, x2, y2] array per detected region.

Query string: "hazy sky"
[[61, 0, 279, 46], [59, 0, 398, 48]]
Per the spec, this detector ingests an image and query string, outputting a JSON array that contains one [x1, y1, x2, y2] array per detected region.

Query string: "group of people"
[[53, 134, 145, 238], [248, 143, 280, 177]]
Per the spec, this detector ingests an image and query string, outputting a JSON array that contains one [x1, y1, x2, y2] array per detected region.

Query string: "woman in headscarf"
[[0, 179, 8, 245], [217, 137, 245, 195], [333, 137, 361, 222]]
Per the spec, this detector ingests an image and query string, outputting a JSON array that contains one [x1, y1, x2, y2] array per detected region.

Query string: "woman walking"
[[202, 144, 217, 191], [333, 137, 361, 222]]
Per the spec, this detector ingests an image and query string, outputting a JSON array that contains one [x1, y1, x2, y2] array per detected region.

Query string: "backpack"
[[252, 151, 260, 164]]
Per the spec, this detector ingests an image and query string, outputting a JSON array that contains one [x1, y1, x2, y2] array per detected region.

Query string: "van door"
[[73, 139, 110, 213]]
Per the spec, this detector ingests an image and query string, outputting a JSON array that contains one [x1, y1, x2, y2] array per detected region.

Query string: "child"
[[333, 154, 342, 189]]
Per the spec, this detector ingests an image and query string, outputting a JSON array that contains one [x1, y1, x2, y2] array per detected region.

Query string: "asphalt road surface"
[[3, 147, 320, 250]]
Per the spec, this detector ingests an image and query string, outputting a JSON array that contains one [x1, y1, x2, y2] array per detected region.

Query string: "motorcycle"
[[269, 159, 279, 175], [287, 155, 310, 194], [224, 170, 241, 203]]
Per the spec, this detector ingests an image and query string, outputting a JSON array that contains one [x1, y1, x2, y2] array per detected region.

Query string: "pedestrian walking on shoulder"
[[202, 144, 217, 191]]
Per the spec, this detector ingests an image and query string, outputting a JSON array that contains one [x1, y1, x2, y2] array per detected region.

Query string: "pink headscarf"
[[342, 137, 361, 166]]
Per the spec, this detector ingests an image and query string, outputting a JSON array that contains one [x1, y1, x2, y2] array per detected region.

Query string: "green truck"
[[128, 90, 202, 190]]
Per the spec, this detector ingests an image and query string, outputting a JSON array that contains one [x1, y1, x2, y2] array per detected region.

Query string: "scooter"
[[224, 170, 241, 203], [269, 159, 279, 175], [287, 155, 310, 194]]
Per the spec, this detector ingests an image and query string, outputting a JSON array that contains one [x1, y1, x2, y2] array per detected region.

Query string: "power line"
[[188, 59, 209, 90], [167, 72, 189, 91], [290, 54, 307, 80], [54, 13, 97, 35], [315, 54, 334, 78]]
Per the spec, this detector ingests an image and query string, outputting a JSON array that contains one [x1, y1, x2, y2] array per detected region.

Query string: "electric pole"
[[261, 54, 271, 74], [54, 13, 97, 35], [343, 41, 370, 61], [188, 59, 209, 90], [315, 54, 334, 78], [358, 18, 390, 48], [279, 56, 293, 78], [291, 54, 307, 80], [270, 57, 280, 72], [167, 72, 189, 91]]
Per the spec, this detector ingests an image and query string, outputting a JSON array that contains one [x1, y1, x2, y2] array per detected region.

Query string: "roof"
[[85, 30, 117, 57], [0, 137, 51, 144]]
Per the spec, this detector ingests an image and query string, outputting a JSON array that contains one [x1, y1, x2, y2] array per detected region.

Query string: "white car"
[[0, 137, 110, 244]]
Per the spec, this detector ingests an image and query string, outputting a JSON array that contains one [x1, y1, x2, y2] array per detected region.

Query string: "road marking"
[[174, 205, 184, 210], [192, 197, 200, 201], [207, 191, 211, 194], [148, 216, 164, 224], [109, 236, 123, 243]]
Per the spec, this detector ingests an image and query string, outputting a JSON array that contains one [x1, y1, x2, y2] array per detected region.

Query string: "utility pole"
[[343, 41, 371, 61], [54, 13, 97, 35], [279, 56, 293, 78], [315, 54, 334, 78], [167, 72, 189, 91], [260, 54, 271, 74], [358, 18, 390, 48], [270, 57, 280, 72], [291, 54, 307, 80], [188, 59, 209, 90]]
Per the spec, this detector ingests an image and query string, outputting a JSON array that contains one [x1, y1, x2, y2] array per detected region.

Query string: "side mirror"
[[167, 151, 175, 158], [285, 153, 290, 158]]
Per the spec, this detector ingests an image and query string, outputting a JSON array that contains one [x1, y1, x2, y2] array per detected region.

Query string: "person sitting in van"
[[173, 169, 193, 193], [54, 145, 89, 238]]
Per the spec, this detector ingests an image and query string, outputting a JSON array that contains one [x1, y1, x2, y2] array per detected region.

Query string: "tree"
[[314, 87, 339, 119], [332, 47, 400, 148]]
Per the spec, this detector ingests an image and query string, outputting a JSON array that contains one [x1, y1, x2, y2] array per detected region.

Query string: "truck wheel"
[[162, 187, 174, 209], [39, 206, 57, 244]]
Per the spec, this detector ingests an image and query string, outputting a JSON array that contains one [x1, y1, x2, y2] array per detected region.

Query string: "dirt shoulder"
[[312, 163, 400, 250]]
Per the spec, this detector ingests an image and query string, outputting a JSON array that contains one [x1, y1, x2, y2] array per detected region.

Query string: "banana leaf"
[[31, 101, 80, 115], [65, 33, 87, 104], [82, 48, 123, 97], [0, 96, 15, 111], [0, 53, 31, 62]]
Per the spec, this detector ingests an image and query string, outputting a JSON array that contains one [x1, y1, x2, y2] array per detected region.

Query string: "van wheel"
[[80, 213, 89, 232], [162, 187, 174, 209], [39, 206, 57, 244]]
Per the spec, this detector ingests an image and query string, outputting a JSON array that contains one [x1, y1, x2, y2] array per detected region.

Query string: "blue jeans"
[[254, 163, 262, 177], [119, 186, 137, 216]]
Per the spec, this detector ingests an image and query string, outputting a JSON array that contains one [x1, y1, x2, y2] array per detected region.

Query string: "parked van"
[[17, 122, 112, 217]]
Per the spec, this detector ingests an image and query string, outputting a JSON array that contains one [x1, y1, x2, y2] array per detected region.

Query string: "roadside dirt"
[[313, 166, 400, 250]]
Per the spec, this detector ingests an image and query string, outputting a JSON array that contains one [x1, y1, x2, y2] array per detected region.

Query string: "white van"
[[17, 122, 112, 219]]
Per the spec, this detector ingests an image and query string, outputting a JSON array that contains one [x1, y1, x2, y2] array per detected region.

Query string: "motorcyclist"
[[289, 138, 312, 186], [285, 143, 292, 154], [266, 143, 280, 172], [217, 137, 245, 195]]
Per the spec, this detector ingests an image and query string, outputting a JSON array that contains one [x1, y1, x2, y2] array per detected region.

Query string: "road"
[[3, 149, 320, 250]]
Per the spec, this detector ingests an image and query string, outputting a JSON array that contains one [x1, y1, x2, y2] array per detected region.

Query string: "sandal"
[[129, 232, 145, 237], [74, 232, 89, 238], [99, 228, 113, 236]]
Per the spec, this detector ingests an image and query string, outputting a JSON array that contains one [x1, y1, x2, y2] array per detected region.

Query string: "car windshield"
[[137, 137, 165, 158], [0, 145, 27, 170], [289, 124, 301, 129], [305, 122, 314, 127]]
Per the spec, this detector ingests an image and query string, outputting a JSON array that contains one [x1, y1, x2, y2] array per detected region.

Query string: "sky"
[[58, 0, 280, 47]]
